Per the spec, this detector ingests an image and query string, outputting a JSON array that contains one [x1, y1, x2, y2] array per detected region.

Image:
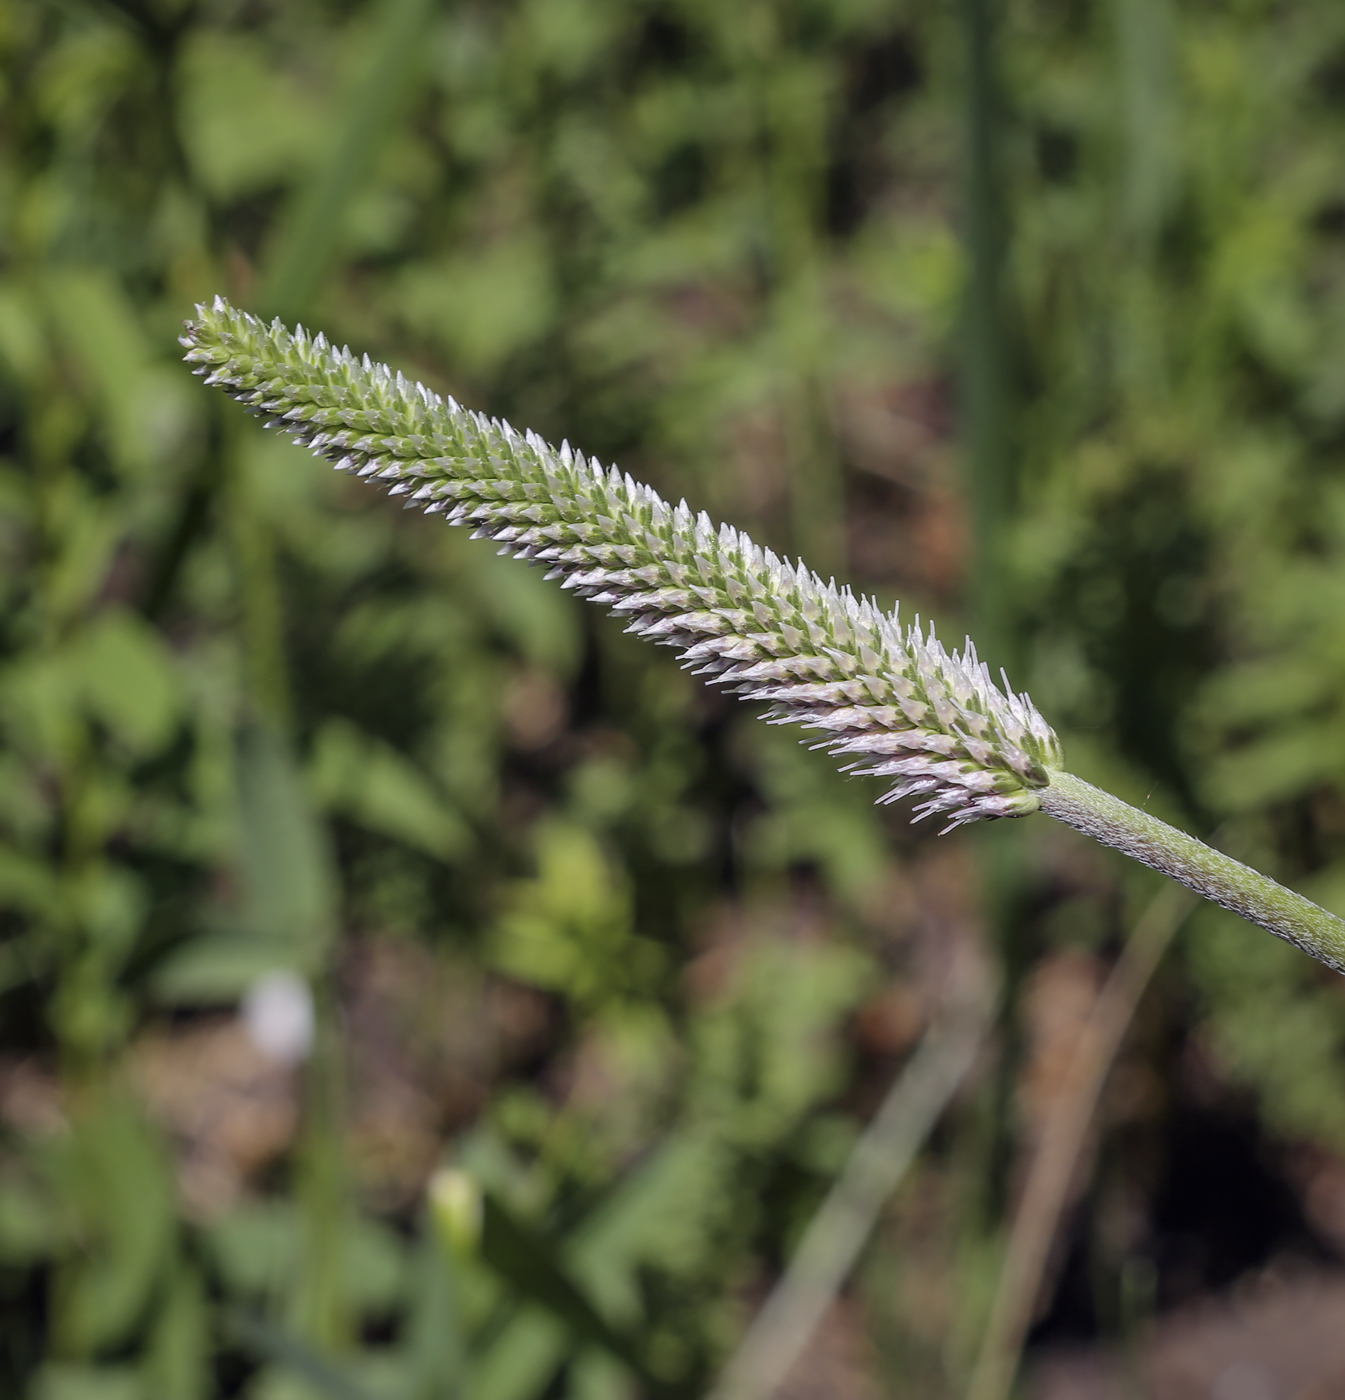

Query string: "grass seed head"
[[183, 297, 1064, 830]]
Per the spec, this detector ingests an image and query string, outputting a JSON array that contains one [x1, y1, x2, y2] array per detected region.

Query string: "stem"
[[967, 881, 1193, 1400], [960, 0, 1013, 665], [1038, 769, 1345, 973], [709, 990, 991, 1400]]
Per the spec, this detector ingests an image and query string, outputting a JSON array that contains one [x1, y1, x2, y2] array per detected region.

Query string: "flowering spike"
[[181, 299, 1064, 828]]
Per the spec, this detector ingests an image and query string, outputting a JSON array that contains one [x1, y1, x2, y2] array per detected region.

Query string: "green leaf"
[[391, 236, 557, 376], [309, 719, 472, 861], [43, 1098, 176, 1356], [206, 1200, 409, 1316], [44, 268, 195, 477], [235, 721, 337, 963], [478, 1193, 683, 1397], [147, 933, 302, 1004], [223, 1312, 382, 1400], [177, 33, 328, 200], [29, 1364, 145, 1400], [76, 609, 184, 757], [143, 1262, 209, 1400], [489, 822, 664, 1007], [260, 0, 437, 321], [0, 1169, 59, 1263]]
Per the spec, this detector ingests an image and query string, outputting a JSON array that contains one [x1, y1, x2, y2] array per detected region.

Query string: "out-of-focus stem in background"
[[954, 0, 1033, 1370], [959, 0, 1013, 667], [967, 884, 1194, 1400], [709, 987, 992, 1400], [226, 0, 436, 1356], [743, 0, 846, 580]]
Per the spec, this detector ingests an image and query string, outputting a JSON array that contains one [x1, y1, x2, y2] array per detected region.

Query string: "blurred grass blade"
[[401, 1230, 466, 1400], [959, 0, 1013, 661], [236, 719, 336, 965], [967, 883, 1195, 1400], [260, 0, 436, 320], [223, 1309, 381, 1400], [707, 990, 992, 1400]]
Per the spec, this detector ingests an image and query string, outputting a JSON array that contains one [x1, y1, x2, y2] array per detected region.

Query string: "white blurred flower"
[[241, 970, 315, 1064]]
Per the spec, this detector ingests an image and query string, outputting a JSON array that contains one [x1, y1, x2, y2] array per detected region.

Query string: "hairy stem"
[[1039, 769, 1345, 972]]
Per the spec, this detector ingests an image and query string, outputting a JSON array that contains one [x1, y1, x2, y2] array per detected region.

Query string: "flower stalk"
[[1038, 771, 1345, 973], [181, 298, 1345, 974]]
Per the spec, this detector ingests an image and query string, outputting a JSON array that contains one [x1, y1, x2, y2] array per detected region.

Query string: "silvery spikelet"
[[181, 297, 1062, 830]]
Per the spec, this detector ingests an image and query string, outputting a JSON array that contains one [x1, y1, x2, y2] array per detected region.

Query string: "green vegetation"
[[4, 1, 1345, 1398]]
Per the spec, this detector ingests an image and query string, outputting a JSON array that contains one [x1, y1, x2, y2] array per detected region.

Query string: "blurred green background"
[[6, 0, 1345, 1396]]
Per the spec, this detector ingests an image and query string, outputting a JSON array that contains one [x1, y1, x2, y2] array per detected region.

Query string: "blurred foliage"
[[5, 0, 1345, 1396]]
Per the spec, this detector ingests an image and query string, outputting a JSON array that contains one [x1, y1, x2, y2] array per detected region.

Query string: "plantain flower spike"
[[182, 297, 1063, 830], [180, 298, 1345, 971]]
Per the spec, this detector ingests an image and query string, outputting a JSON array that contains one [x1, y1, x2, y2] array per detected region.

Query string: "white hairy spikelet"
[[181, 297, 1064, 829]]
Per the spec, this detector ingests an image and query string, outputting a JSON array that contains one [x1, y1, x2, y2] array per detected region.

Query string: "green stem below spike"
[[1039, 769, 1345, 973]]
